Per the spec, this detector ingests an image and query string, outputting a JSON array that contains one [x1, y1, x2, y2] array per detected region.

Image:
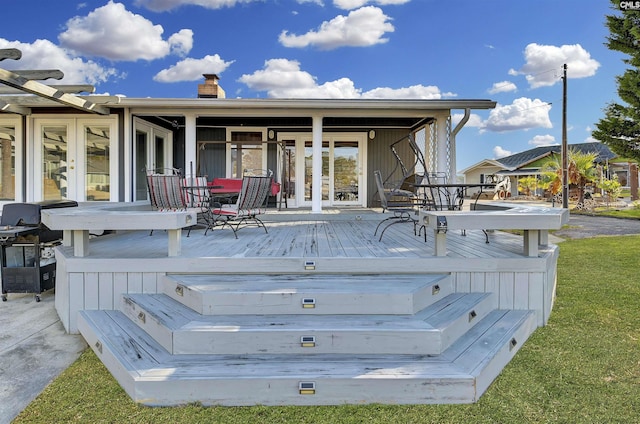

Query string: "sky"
[[0, 0, 628, 171]]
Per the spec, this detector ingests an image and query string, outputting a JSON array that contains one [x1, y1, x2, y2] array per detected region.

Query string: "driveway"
[[553, 213, 640, 239]]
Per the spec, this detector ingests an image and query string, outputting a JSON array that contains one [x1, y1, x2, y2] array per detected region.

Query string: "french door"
[[134, 119, 173, 201], [34, 118, 117, 202], [279, 133, 366, 208]]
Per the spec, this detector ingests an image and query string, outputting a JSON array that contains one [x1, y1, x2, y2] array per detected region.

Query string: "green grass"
[[14, 236, 640, 423]]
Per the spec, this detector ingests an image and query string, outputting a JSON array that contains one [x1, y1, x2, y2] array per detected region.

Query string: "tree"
[[597, 173, 623, 208], [593, 2, 640, 161], [541, 150, 598, 205], [517, 176, 539, 197]]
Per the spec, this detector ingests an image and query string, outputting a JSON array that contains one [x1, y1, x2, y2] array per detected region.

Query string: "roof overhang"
[[496, 168, 541, 176], [126, 98, 496, 130], [459, 159, 506, 174], [120, 97, 496, 115]]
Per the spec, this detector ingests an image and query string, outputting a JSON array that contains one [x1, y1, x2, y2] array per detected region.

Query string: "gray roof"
[[496, 142, 617, 170]]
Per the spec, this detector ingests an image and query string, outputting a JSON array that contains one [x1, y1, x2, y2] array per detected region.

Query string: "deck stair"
[[78, 272, 538, 406]]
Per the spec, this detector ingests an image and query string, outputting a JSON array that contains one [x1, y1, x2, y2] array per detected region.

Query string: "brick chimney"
[[198, 74, 225, 98]]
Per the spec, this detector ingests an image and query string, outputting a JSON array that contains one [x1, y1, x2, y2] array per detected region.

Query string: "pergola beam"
[[0, 68, 109, 115], [0, 49, 21, 62], [10, 69, 64, 81], [0, 99, 30, 115], [0, 84, 95, 95]]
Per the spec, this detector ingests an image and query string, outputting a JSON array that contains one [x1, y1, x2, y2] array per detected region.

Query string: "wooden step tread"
[[162, 273, 452, 315], [163, 273, 448, 293], [78, 308, 535, 405], [121, 292, 495, 355]]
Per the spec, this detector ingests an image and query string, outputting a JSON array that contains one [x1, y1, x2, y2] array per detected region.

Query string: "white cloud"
[[0, 38, 119, 85], [493, 146, 512, 159], [238, 59, 361, 98], [482, 97, 552, 132], [168, 29, 194, 57], [58, 1, 193, 61], [362, 85, 455, 99], [510, 43, 600, 89], [452, 113, 484, 128], [154, 54, 234, 82], [333, 0, 410, 9], [279, 6, 394, 50], [297, 0, 324, 5], [528, 134, 556, 146], [488, 80, 517, 94], [239, 58, 453, 99], [135, 0, 259, 12]]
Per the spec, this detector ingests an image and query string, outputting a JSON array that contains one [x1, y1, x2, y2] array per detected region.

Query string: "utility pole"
[[562, 63, 568, 209]]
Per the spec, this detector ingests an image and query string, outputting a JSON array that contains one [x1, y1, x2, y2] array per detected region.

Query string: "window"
[[229, 130, 265, 177]]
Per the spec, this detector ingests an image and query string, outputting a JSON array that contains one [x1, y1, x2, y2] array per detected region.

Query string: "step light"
[[432, 284, 440, 295], [301, 336, 316, 347], [304, 260, 316, 270], [299, 381, 316, 395], [468, 310, 477, 322], [95, 340, 102, 354], [302, 298, 316, 309], [175, 285, 184, 297], [138, 311, 146, 324], [510, 338, 518, 351]]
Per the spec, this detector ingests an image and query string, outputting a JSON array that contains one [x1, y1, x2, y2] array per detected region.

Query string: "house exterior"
[[2, 58, 574, 406], [460, 142, 636, 199], [0, 68, 497, 211]]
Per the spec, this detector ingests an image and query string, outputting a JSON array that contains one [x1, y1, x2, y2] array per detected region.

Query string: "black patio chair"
[[203, 172, 273, 238], [373, 169, 421, 241]]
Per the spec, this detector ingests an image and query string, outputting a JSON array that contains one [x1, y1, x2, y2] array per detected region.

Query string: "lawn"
[[14, 236, 640, 423]]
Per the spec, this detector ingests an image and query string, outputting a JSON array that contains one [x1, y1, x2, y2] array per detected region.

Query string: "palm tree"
[[541, 149, 598, 205]]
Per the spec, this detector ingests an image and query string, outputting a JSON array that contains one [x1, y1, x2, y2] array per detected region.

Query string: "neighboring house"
[[0, 69, 497, 212], [460, 142, 636, 198]]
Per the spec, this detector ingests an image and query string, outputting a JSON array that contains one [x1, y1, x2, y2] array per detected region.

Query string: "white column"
[[184, 113, 197, 176], [435, 112, 451, 181], [312, 116, 323, 213]]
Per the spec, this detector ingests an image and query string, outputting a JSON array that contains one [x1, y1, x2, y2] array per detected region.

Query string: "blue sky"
[[0, 0, 625, 170]]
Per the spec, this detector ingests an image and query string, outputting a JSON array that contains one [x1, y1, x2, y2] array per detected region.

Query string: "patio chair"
[[373, 170, 422, 242], [203, 173, 273, 238], [146, 170, 205, 237]]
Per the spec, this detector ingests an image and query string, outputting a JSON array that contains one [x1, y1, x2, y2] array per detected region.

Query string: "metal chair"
[[146, 170, 205, 237], [373, 170, 420, 241], [203, 173, 273, 238]]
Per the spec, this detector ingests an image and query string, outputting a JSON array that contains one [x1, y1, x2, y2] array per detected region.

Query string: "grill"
[[0, 200, 78, 302]]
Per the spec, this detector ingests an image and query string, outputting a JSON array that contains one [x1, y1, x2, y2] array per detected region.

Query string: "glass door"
[[134, 119, 172, 201], [333, 140, 359, 205], [282, 132, 365, 208], [84, 125, 112, 201], [304, 140, 329, 204], [0, 120, 18, 202], [40, 124, 70, 200], [281, 140, 297, 205], [35, 118, 117, 202]]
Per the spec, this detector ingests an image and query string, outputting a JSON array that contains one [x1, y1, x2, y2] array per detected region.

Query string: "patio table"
[[412, 183, 496, 210]]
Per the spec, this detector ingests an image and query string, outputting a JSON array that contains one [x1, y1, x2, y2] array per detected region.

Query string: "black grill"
[[0, 200, 78, 302]]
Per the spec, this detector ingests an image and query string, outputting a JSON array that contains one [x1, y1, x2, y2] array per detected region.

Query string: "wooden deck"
[[56, 209, 533, 260], [52, 207, 562, 406]]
